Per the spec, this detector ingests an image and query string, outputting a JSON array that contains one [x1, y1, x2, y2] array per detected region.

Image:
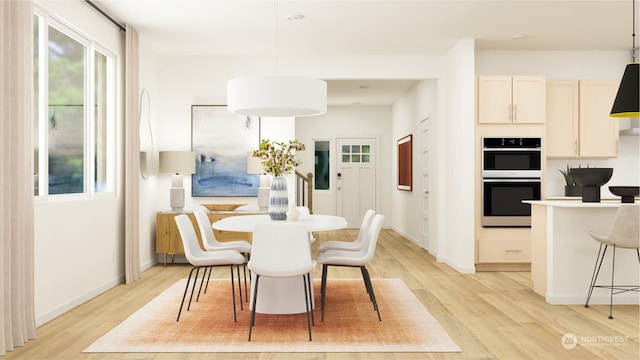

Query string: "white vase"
[[268, 176, 288, 220], [286, 205, 300, 221]]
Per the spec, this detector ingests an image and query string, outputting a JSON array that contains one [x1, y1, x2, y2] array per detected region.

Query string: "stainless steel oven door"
[[482, 178, 541, 227]]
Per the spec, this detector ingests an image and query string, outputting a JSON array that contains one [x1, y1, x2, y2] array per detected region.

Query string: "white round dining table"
[[212, 214, 347, 315], [212, 214, 347, 233]]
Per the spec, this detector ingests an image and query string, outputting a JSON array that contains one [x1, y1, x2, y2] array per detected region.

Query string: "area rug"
[[84, 278, 460, 353]]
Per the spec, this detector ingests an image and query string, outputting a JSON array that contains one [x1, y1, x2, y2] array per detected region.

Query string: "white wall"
[[33, 0, 125, 326]]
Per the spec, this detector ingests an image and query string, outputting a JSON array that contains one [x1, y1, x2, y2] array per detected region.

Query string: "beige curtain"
[[0, 0, 37, 354], [124, 24, 141, 284]]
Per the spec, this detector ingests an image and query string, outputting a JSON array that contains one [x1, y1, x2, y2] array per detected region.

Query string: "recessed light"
[[288, 14, 305, 21], [511, 34, 528, 40]]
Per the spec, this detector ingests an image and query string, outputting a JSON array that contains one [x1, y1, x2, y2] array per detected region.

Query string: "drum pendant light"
[[610, 0, 639, 118], [227, 0, 326, 117]]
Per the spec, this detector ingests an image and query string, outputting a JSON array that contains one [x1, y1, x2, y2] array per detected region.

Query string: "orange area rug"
[[84, 278, 460, 353]]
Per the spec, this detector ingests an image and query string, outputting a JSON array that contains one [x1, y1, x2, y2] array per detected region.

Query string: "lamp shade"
[[159, 151, 196, 174], [610, 62, 640, 118], [227, 75, 327, 117]]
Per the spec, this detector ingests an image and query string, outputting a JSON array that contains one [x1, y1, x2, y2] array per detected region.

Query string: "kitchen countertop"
[[525, 200, 627, 208]]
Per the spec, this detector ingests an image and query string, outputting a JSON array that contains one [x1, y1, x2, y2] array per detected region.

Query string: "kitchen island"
[[525, 200, 639, 305]]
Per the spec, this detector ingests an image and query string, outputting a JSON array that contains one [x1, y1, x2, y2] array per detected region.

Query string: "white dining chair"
[[317, 209, 375, 253], [584, 204, 640, 319], [317, 214, 385, 322], [247, 222, 316, 341], [194, 209, 251, 300], [174, 214, 246, 322]]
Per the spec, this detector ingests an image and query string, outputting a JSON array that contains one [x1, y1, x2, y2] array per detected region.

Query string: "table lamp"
[[159, 151, 196, 212], [246, 152, 270, 211]]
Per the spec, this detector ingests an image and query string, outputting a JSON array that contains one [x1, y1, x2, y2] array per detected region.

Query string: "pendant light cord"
[[632, 0, 636, 61], [273, 0, 279, 75]]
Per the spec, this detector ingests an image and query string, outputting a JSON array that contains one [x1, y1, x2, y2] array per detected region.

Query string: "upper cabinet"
[[477, 76, 546, 124], [546, 80, 618, 158]]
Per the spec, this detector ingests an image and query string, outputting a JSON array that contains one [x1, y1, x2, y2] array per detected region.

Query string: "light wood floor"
[[4, 229, 638, 359]]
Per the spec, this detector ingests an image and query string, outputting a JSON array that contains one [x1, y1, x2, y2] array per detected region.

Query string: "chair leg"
[[203, 266, 212, 294], [585, 244, 608, 308], [243, 253, 249, 302], [360, 266, 373, 302], [177, 267, 197, 322], [235, 264, 243, 311], [248, 274, 261, 341], [608, 246, 616, 320], [230, 266, 237, 322], [306, 272, 315, 326], [321, 264, 328, 321], [187, 267, 201, 311], [361, 266, 381, 321], [303, 274, 312, 341], [196, 266, 210, 302]]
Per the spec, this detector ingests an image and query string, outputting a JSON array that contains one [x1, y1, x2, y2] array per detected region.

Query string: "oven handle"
[[482, 148, 541, 151]]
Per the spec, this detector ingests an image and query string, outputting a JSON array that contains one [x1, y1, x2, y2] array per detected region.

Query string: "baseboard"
[[36, 274, 125, 327], [476, 263, 531, 272], [546, 293, 640, 305]]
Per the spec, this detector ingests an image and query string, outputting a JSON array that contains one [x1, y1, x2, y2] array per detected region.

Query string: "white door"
[[420, 118, 431, 250], [336, 138, 376, 227]]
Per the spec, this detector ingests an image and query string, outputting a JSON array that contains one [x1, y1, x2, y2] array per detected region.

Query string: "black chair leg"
[[177, 267, 197, 321], [203, 266, 212, 295], [229, 265, 238, 322], [321, 264, 328, 321], [243, 253, 249, 302], [187, 267, 201, 311], [235, 265, 243, 311], [303, 274, 312, 341], [585, 244, 608, 308], [248, 274, 260, 341], [360, 266, 374, 302], [306, 272, 314, 326], [362, 266, 381, 321], [196, 266, 210, 302], [608, 246, 616, 320]]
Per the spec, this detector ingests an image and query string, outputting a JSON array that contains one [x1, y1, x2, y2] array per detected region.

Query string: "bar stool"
[[584, 204, 640, 319]]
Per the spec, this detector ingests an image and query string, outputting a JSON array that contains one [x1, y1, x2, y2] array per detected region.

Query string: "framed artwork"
[[191, 105, 260, 197], [397, 134, 412, 191]]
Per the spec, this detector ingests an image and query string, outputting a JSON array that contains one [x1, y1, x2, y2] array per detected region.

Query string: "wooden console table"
[[156, 210, 262, 266]]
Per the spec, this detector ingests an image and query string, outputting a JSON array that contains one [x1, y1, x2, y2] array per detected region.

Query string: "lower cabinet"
[[475, 227, 532, 271], [477, 238, 530, 263], [156, 211, 256, 264]]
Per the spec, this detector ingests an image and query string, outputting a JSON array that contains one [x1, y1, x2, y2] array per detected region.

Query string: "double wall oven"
[[482, 137, 542, 227]]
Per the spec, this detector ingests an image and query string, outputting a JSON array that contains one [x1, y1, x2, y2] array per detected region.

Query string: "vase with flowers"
[[252, 139, 306, 220]]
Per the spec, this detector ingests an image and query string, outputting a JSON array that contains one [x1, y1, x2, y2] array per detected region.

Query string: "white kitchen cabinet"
[[477, 76, 546, 124], [546, 80, 618, 158]]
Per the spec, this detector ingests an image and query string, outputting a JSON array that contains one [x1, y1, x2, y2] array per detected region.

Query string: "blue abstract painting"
[[191, 105, 260, 197]]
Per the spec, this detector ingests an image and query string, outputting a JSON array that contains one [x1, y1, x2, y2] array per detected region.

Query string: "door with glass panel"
[[336, 138, 376, 227]]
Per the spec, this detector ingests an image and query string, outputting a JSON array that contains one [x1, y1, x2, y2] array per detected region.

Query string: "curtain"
[[0, 0, 37, 354], [124, 24, 141, 284]]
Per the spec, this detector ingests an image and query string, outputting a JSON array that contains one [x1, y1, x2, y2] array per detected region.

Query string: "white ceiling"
[[93, 0, 636, 105]]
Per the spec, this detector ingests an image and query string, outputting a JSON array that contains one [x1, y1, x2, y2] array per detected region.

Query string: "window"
[[341, 144, 371, 163], [314, 141, 330, 190], [34, 10, 115, 198]]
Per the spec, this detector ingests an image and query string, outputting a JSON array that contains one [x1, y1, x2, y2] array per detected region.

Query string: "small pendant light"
[[610, 0, 639, 118]]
